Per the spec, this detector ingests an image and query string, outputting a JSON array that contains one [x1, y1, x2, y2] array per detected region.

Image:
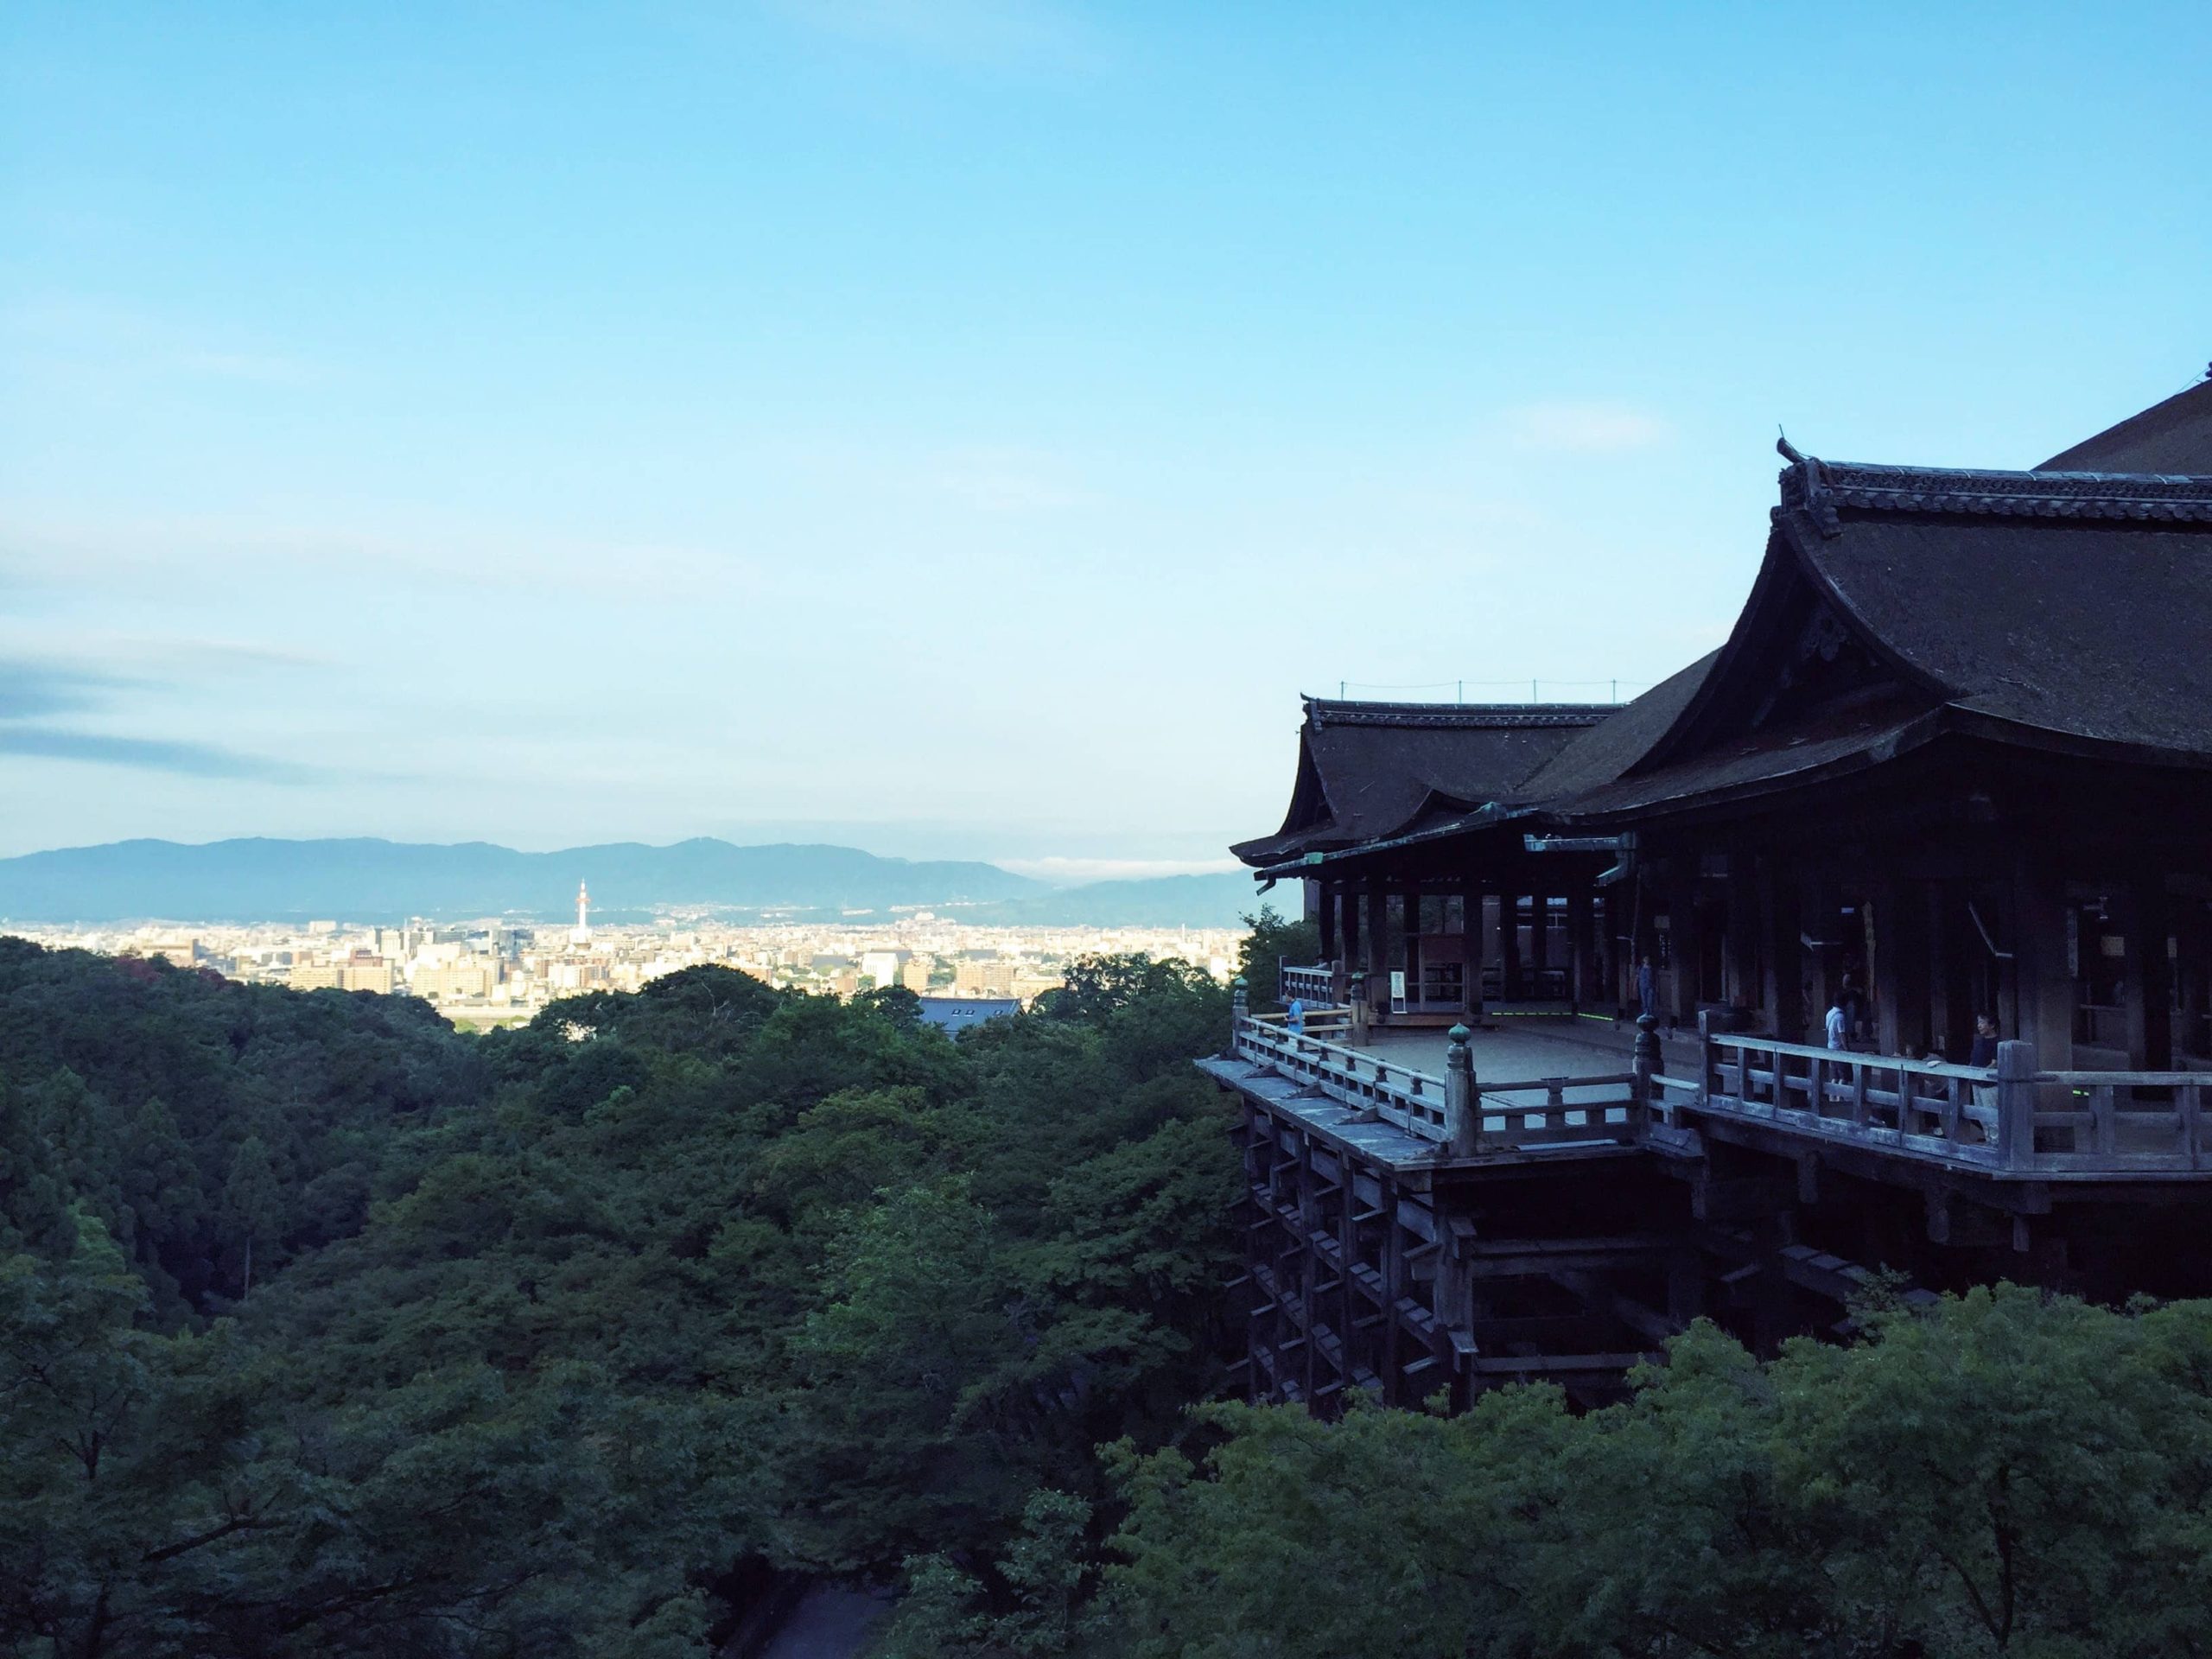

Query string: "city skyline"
[[4, 3, 2209, 866], [8, 910, 1245, 1031]]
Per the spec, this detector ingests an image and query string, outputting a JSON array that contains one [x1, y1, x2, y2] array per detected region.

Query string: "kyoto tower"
[[570, 880, 591, 945]]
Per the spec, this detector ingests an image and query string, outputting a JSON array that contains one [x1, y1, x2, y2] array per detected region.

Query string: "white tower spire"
[[571, 880, 591, 945]]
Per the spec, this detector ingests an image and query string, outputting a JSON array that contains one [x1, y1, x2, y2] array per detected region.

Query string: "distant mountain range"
[[0, 837, 1260, 929], [968, 872, 1262, 929]]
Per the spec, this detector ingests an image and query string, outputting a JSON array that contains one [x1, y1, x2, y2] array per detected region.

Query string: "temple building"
[[1205, 375, 2212, 1411]]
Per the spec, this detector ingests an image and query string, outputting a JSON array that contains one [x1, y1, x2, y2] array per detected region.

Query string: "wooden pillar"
[[1567, 887, 1594, 1010], [1529, 891, 1551, 995], [1318, 879, 1338, 965], [1399, 889, 1415, 1007], [1500, 892, 1524, 1000], [1874, 876, 1931, 1058], [2011, 847, 2073, 1067], [1459, 883, 1481, 1014], [1379, 1178, 1403, 1405], [2123, 872, 2173, 1071], [2182, 896, 2212, 1064], [1341, 884, 1361, 975], [1365, 883, 1389, 1007], [1669, 866, 1701, 1023], [1760, 857, 1804, 1043], [1724, 864, 1758, 1014], [1799, 870, 1834, 1039], [1298, 1133, 1318, 1404], [1928, 880, 1961, 1059]]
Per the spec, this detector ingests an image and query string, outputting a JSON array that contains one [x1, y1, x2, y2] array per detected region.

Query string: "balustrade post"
[[1633, 1012, 1659, 1134], [1996, 1039, 2037, 1169], [1696, 1008, 1716, 1105], [1231, 976, 1248, 1053], [1445, 1023, 1479, 1158]]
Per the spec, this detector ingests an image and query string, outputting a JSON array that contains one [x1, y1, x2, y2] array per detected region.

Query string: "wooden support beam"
[[1464, 1313, 1610, 1348], [1549, 1268, 1684, 1346], [1460, 1234, 1673, 1280], [1471, 1351, 1657, 1376], [1691, 1173, 1796, 1224]]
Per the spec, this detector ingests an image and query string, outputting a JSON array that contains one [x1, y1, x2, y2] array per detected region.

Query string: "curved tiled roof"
[[1511, 654, 1719, 804], [1231, 702, 1607, 868], [1236, 378, 2212, 869], [1782, 462, 2212, 761], [2038, 377, 2212, 474], [1554, 451, 2212, 823]]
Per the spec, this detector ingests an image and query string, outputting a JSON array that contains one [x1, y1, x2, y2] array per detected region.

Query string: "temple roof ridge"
[[1303, 697, 1615, 731], [1777, 447, 2212, 537]]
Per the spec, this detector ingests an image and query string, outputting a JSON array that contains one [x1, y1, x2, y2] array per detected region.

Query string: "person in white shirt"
[[1825, 1000, 1848, 1050]]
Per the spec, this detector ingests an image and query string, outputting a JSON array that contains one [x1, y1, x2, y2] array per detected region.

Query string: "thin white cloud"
[[0, 727, 334, 784], [1503, 401, 1673, 454], [0, 508, 780, 602]]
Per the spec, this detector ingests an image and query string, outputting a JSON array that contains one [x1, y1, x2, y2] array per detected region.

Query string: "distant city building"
[[414, 961, 496, 1001], [341, 961, 396, 995], [14, 912, 1240, 1031], [953, 958, 1020, 997]]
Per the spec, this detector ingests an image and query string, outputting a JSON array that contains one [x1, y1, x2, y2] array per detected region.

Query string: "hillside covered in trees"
[[5, 925, 2212, 1658]]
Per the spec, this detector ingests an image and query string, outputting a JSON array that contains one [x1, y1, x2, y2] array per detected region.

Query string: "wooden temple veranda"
[[1202, 376, 2212, 1411]]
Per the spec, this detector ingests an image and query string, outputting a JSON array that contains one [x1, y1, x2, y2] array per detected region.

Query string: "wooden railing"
[[1235, 1014, 1453, 1143], [2016, 1071, 2207, 1173], [1698, 1033, 2005, 1168], [1248, 1005, 1354, 1039], [1696, 1026, 2210, 1177], [1470, 1071, 1638, 1146], [1279, 962, 1336, 1005], [1228, 993, 2212, 1179], [1231, 1014, 1642, 1157]]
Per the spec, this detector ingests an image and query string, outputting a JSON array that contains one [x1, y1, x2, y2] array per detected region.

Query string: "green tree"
[[1235, 904, 1321, 1014], [219, 1135, 283, 1299], [1103, 1293, 2212, 1659]]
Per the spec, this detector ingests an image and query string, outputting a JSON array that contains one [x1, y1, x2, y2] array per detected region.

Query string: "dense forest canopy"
[[4, 916, 2211, 1658]]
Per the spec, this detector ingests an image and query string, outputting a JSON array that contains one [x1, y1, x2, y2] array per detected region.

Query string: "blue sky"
[[3, 3, 2207, 878]]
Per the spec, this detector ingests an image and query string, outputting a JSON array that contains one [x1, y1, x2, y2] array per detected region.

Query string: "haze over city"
[[5, 3, 2205, 871]]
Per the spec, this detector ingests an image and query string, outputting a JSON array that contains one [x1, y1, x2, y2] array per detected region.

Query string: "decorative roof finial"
[[1777, 428, 1807, 465]]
